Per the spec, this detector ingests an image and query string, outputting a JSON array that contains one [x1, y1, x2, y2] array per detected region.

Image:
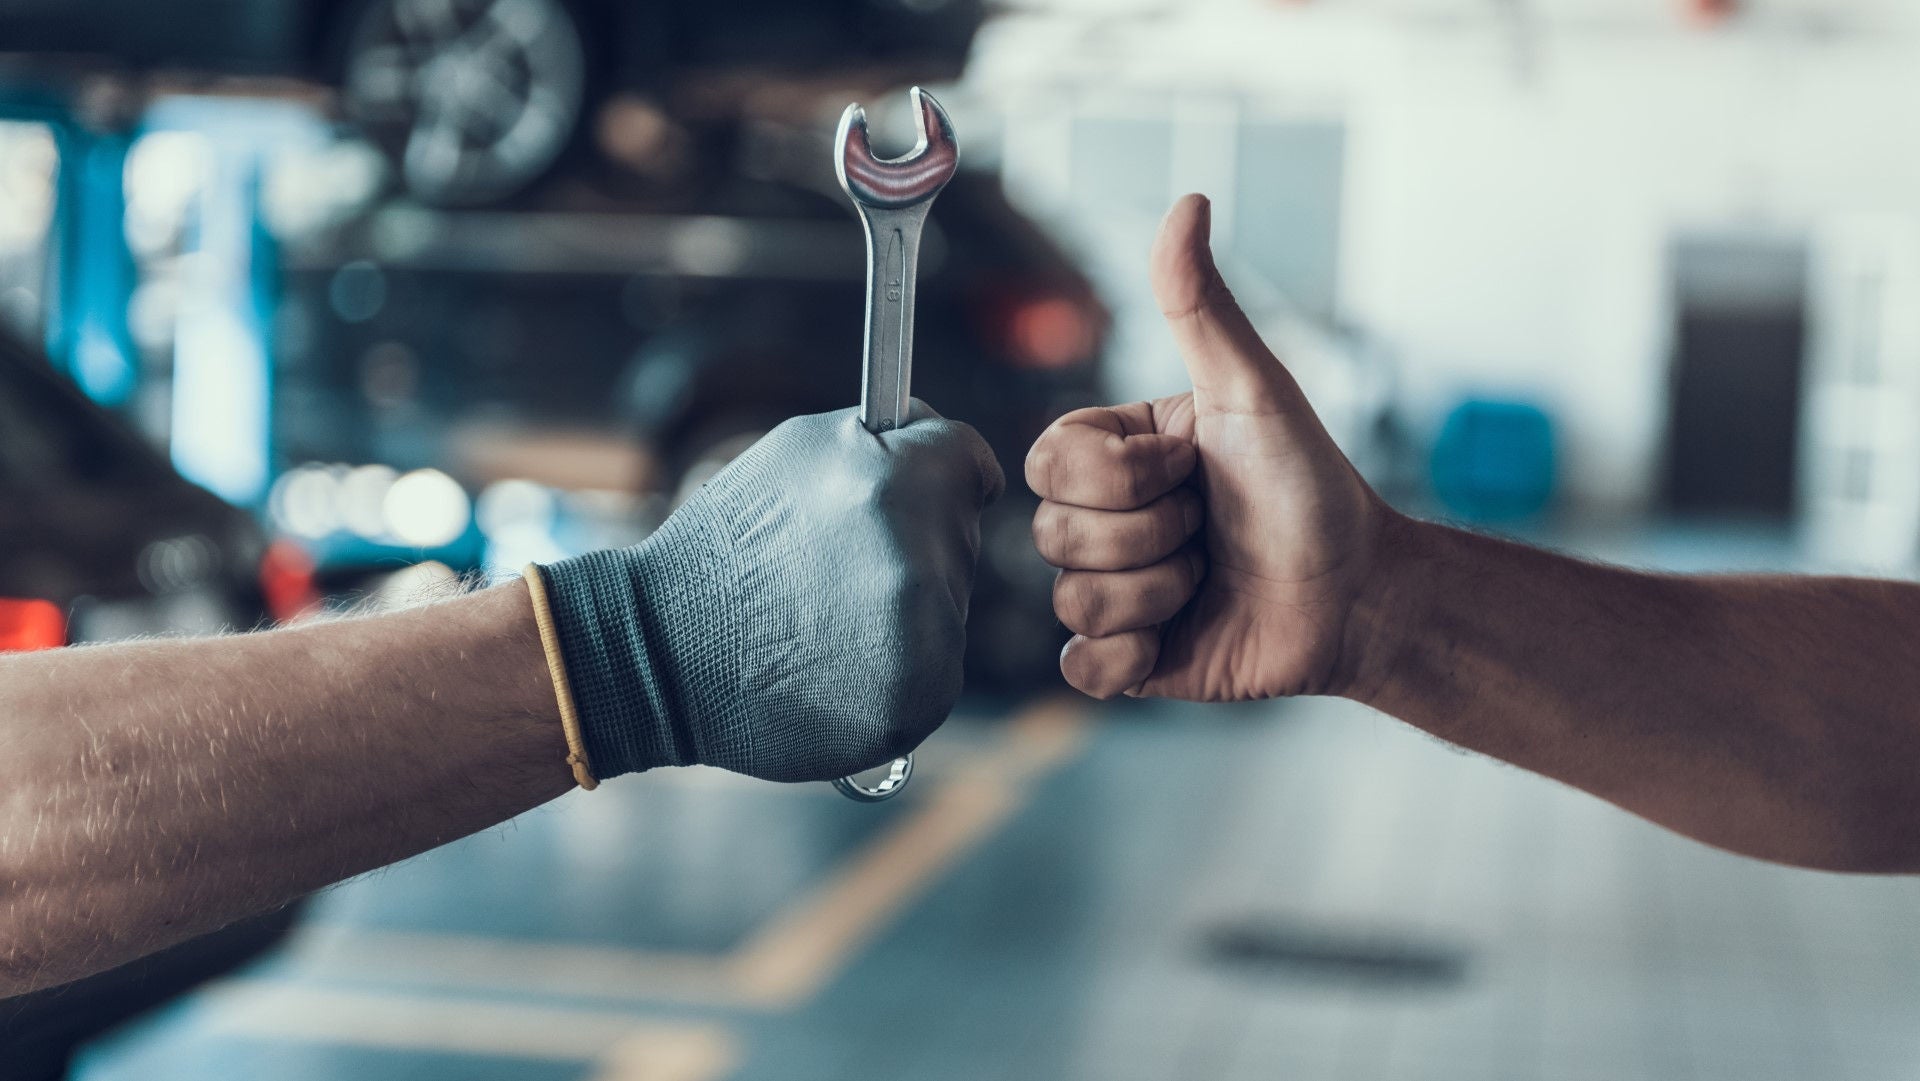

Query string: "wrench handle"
[[856, 206, 928, 434]]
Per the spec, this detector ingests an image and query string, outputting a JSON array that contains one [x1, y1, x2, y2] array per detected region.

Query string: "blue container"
[[1431, 399, 1557, 521]]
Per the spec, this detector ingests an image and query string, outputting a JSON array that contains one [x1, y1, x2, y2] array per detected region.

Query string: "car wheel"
[[337, 0, 591, 206]]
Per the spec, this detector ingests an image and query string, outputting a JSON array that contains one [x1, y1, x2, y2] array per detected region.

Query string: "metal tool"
[[829, 85, 959, 804]]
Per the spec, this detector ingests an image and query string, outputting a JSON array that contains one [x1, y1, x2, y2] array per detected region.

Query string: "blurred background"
[[4, 0, 1920, 1078]]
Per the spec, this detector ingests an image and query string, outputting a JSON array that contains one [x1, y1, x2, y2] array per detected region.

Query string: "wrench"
[[829, 85, 959, 803]]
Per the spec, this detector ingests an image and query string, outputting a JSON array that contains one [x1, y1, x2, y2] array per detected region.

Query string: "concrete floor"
[[72, 524, 1920, 1081]]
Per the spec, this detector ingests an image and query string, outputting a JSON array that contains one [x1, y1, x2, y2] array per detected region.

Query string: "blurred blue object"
[[1431, 398, 1556, 521], [51, 128, 139, 406], [145, 96, 317, 509]]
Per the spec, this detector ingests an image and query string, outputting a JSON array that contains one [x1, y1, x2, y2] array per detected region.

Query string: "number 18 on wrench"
[[829, 86, 959, 802]]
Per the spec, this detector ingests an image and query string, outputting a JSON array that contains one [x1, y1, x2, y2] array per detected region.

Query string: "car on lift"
[[0, 328, 315, 1081], [272, 111, 1109, 693], [0, 0, 985, 206]]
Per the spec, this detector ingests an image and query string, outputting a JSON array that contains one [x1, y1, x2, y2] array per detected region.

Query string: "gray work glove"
[[537, 403, 1005, 783]]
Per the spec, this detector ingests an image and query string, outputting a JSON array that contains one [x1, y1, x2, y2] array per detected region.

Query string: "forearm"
[[0, 581, 572, 995], [1349, 515, 1920, 872]]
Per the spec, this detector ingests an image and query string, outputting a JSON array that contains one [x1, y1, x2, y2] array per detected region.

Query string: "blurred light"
[[478, 479, 564, 571], [263, 139, 386, 239], [0, 598, 65, 652], [369, 561, 461, 612], [137, 534, 218, 595], [0, 122, 58, 252], [385, 469, 471, 548], [171, 303, 269, 503], [373, 206, 438, 262], [329, 261, 388, 323], [74, 322, 136, 402], [270, 465, 342, 539], [127, 278, 181, 352], [123, 131, 211, 257], [476, 479, 557, 536], [668, 219, 748, 277], [340, 464, 399, 538], [1682, 0, 1736, 26], [1007, 296, 1098, 370], [0, 286, 38, 331]]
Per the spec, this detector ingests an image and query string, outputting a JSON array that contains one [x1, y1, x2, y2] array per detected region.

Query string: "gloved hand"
[[535, 403, 1004, 784]]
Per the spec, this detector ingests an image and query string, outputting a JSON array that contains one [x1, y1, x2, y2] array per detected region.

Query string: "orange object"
[[0, 598, 66, 651]]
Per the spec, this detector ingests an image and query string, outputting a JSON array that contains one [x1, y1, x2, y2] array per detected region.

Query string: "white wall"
[[966, 0, 1920, 510]]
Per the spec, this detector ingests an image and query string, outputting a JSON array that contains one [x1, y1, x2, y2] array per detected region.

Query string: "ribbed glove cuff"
[[534, 496, 743, 780]]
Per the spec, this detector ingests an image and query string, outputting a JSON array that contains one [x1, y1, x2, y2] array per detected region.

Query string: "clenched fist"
[[539, 403, 1004, 782], [1026, 194, 1399, 702]]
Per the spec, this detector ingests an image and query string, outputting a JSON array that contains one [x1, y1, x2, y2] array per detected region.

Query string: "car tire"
[[334, 0, 596, 207]]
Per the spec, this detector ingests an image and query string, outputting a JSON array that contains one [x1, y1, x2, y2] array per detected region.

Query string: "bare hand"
[[1025, 194, 1395, 701]]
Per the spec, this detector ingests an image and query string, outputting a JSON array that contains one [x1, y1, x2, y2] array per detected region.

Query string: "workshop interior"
[[4, 0, 1920, 1078]]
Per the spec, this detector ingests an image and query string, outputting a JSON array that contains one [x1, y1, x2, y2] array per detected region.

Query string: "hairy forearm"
[[0, 581, 573, 995], [1348, 516, 1920, 872]]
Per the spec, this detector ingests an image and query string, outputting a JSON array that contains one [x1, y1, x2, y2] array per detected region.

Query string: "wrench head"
[[835, 86, 959, 212]]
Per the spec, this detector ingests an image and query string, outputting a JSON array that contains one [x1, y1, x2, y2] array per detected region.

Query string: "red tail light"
[[0, 598, 66, 651], [259, 539, 322, 624]]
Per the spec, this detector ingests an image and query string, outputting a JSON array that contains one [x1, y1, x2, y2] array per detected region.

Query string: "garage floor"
[[72, 525, 1920, 1081]]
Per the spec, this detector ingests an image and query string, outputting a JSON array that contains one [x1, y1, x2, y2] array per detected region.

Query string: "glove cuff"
[[535, 496, 744, 779]]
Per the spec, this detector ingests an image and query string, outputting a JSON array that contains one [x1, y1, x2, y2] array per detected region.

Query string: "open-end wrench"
[[829, 85, 960, 803]]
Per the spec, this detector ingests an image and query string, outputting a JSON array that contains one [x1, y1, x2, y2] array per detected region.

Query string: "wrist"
[[521, 568, 599, 789], [1331, 506, 1438, 707], [438, 580, 576, 796]]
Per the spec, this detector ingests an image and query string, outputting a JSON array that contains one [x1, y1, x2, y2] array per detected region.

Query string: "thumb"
[[1150, 193, 1298, 415]]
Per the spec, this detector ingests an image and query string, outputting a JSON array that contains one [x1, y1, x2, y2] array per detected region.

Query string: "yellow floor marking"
[[593, 1027, 740, 1081], [201, 981, 736, 1080], [726, 695, 1089, 1007], [725, 770, 1023, 1007], [284, 926, 743, 1006], [280, 695, 1089, 1010]]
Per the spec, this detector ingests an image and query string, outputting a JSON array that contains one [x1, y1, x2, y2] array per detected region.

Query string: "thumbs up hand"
[[1025, 194, 1400, 702]]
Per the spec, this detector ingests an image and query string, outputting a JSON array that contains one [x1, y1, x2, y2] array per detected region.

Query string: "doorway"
[[1663, 237, 1810, 518]]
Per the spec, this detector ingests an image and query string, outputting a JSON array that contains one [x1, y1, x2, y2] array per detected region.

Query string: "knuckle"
[[1151, 562, 1189, 611], [1151, 556, 1195, 611], [1053, 572, 1108, 635], [1116, 444, 1161, 506], [1031, 502, 1068, 563], [1058, 639, 1110, 699], [1142, 514, 1179, 560], [1116, 507, 1158, 561], [1023, 434, 1061, 496]]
